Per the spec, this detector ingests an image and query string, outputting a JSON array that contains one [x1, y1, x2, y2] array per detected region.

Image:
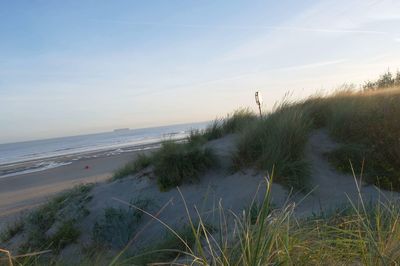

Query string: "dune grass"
[[191, 108, 257, 142], [116, 178, 400, 265], [112, 138, 218, 191], [233, 103, 312, 191], [4, 87, 400, 266], [2, 184, 93, 256], [111, 109, 255, 185], [85, 174, 400, 266], [122, 226, 196, 265], [231, 85, 400, 192], [49, 220, 81, 251], [5, 179, 400, 265], [113, 84, 400, 192], [307, 88, 400, 190], [0, 184, 94, 265], [92, 198, 152, 249], [0, 218, 24, 243], [153, 141, 218, 191], [112, 153, 153, 180]]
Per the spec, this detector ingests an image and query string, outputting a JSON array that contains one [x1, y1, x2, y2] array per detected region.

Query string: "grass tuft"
[[92, 198, 151, 248], [320, 88, 400, 190], [49, 220, 80, 252], [154, 141, 218, 191], [16, 184, 93, 254], [0, 218, 24, 243], [124, 226, 196, 265], [128, 177, 400, 265], [113, 139, 218, 191], [233, 104, 312, 191], [112, 153, 152, 181]]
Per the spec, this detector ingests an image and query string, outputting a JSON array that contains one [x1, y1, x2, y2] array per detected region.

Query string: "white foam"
[[0, 161, 72, 179]]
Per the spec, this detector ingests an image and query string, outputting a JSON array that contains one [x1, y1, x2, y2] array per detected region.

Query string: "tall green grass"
[[18, 184, 92, 253], [114, 86, 400, 193], [120, 178, 400, 265], [310, 88, 400, 190], [92, 198, 151, 248], [113, 139, 218, 191], [233, 103, 312, 191], [87, 173, 400, 266], [112, 153, 152, 181], [193, 108, 257, 141], [6, 179, 399, 265], [121, 226, 196, 265], [153, 141, 217, 191], [232, 86, 400, 191]]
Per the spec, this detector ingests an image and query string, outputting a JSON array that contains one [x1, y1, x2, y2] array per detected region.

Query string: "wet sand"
[[0, 149, 149, 219]]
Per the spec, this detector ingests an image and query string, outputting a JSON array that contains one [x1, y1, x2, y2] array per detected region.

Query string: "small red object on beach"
[[85, 165, 90, 169]]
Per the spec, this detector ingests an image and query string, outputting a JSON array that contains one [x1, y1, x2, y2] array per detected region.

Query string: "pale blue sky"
[[1, 0, 400, 143]]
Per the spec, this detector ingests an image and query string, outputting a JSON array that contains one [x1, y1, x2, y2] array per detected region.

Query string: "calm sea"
[[0, 121, 209, 178]]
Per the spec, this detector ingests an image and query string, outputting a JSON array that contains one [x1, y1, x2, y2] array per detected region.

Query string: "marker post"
[[255, 91, 263, 117]]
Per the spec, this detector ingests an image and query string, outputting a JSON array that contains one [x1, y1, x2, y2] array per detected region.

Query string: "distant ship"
[[113, 128, 130, 133]]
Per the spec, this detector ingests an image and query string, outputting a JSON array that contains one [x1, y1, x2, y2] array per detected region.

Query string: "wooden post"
[[255, 91, 263, 117]]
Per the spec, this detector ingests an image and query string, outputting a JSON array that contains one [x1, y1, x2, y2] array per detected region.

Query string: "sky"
[[1, 0, 400, 144]]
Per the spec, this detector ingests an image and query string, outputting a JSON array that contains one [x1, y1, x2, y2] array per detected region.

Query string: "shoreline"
[[0, 141, 164, 224], [0, 138, 185, 179]]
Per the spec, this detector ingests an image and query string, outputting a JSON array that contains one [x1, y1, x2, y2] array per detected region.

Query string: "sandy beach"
[[0, 148, 150, 221]]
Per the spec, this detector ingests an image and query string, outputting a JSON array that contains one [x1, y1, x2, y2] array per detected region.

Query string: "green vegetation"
[[124, 227, 196, 265], [113, 139, 218, 191], [233, 103, 312, 191], [8, 180, 400, 265], [9, 184, 93, 254], [112, 153, 152, 180], [122, 180, 400, 265], [0, 218, 24, 243], [233, 82, 400, 191], [115, 73, 400, 194], [315, 89, 400, 190], [4, 74, 400, 265], [192, 108, 257, 142], [92, 198, 151, 248], [153, 141, 217, 191], [114, 80, 400, 192], [49, 220, 80, 251], [111, 109, 255, 189], [363, 70, 400, 90]]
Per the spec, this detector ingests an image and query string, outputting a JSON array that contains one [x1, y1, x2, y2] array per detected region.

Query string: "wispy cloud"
[[275, 59, 348, 72], [89, 18, 390, 35], [220, 0, 400, 62]]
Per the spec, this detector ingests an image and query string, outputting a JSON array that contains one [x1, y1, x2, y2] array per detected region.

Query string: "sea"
[[0, 121, 209, 178]]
